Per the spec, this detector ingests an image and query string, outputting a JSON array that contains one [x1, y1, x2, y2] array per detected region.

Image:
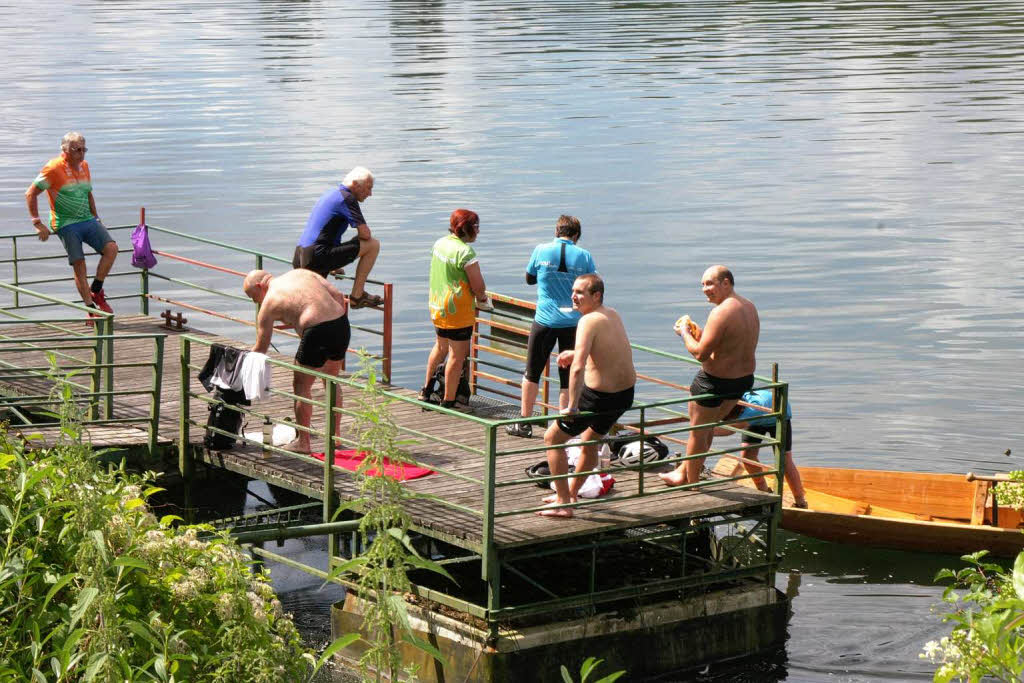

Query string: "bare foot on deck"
[[536, 502, 573, 518], [282, 438, 311, 455], [541, 492, 578, 504], [659, 470, 687, 487]]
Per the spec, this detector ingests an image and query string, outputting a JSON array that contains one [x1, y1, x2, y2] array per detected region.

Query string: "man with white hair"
[[293, 166, 383, 309], [25, 131, 118, 315]]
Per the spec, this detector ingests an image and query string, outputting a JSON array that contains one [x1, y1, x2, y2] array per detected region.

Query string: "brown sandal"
[[348, 292, 384, 309]]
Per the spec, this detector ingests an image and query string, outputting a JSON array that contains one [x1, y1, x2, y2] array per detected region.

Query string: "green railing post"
[[638, 406, 646, 496], [90, 329, 102, 421], [481, 425, 500, 642], [149, 335, 165, 456], [179, 337, 193, 483], [768, 363, 785, 589], [141, 269, 149, 315], [324, 377, 338, 558], [102, 316, 114, 419], [11, 237, 19, 309]]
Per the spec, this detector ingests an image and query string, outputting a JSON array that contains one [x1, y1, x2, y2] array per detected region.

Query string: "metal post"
[[382, 282, 393, 382], [481, 425, 500, 642], [324, 377, 338, 558], [149, 336, 165, 456], [179, 338, 193, 482], [470, 317, 479, 396], [141, 269, 149, 315], [90, 328, 101, 421], [771, 363, 786, 504], [140, 208, 149, 315], [638, 406, 646, 496], [768, 363, 784, 589], [541, 358, 550, 416], [11, 237, 19, 309], [103, 316, 114, 419]]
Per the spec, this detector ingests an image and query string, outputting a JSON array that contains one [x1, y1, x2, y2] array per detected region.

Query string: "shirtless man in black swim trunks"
[[243, 268, 351, 454], [539, 273, 636, 518], [660, 265, 759, 487]]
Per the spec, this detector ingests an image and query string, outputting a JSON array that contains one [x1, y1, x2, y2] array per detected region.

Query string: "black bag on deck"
[[431, 361, 471, 404], [203, 388, 250, 450]]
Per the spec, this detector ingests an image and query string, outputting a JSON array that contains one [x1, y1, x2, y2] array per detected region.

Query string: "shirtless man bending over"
[[539, 273, 636, 518], [660, 265, 759, 487], [243, 268, 351, 454]]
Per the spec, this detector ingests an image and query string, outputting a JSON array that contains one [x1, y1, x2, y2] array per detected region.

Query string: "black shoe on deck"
[[505, 423, 533, 438]]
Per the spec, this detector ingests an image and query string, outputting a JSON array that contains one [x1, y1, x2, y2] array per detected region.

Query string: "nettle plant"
[[328, 353, 453, 682]]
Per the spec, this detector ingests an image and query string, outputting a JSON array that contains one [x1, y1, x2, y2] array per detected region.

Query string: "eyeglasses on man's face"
[[69, 145, 87, 153]]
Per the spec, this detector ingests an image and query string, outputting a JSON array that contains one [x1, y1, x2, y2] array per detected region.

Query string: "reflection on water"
[[3, 2, 1023, 679]]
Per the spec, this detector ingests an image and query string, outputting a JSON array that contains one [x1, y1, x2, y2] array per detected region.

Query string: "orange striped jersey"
[[32, 155, 94, 231]]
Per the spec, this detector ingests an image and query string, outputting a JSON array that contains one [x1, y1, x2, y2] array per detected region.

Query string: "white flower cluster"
[[920, 629, 992, 680]]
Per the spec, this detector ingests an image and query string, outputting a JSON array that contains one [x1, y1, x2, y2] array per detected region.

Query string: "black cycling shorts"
[[292, 236, 361, 278], [435, 325, 473, 342], [556, 385, 635, 437], [295, 314, 351, 368], [524, 322, 576, 387], [742, 419, 793, 453]]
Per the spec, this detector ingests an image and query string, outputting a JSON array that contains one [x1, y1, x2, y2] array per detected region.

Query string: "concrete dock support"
[[331, 582, 788, 681]]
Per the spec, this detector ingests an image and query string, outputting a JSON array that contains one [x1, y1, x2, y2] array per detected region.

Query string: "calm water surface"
[[3, 1, 1024, 679]]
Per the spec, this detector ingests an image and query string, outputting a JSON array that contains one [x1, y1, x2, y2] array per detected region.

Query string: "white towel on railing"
[[240, 352, 272, 401]]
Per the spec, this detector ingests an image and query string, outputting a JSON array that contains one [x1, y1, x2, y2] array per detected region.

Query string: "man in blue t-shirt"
[[506, 215, 597, 438], [292, 166, 383, 309], [715, 388, 807, 508]]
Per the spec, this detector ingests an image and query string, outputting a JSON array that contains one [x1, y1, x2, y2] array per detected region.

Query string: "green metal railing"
[[0, 318, 165, 454], [0, 209, 394, 380], [179, 320, 787, 629]]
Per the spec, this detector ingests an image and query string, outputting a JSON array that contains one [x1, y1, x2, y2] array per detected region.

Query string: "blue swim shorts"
[[56, 218, 115, 265]]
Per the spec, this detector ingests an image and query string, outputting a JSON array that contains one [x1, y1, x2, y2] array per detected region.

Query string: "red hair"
[[449, 209, 479, 241]]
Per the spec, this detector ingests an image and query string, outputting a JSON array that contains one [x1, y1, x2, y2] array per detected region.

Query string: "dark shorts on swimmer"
[[435, 325, 473, 342], [524, 321, 576, 388], [742, 419, 793, 452], [690, 370, 754, 408], [295, 314, 351, 368], [292, 236, 361, 278], [556, 385, 635, 437]]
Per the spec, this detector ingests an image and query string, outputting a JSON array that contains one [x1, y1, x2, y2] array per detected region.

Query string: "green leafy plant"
[[0, 375, 310, 681], [994, 470, 1024, 511], [921, 550, 1024, 682], [329, 352, 454, 682], [560, 656, 626, 683]]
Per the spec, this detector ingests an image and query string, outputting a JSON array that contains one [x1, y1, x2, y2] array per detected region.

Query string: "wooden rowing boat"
[[712, 458, 1024, 557]]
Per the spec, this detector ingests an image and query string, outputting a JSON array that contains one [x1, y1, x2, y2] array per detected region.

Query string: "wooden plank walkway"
[[0, 314, 775, 550]]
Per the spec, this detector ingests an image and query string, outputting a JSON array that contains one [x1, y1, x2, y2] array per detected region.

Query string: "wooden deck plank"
[[0, 314, 776, 549]]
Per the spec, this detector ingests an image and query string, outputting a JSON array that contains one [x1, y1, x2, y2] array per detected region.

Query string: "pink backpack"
[[131, 221, 157, 269]]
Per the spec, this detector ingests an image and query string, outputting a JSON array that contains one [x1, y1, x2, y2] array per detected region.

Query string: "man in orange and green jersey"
[[25, 131, 118, 315]]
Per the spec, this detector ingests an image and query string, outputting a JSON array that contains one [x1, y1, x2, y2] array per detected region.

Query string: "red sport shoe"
[[91, 289, 113, 314], [85, 303, 102, 327]]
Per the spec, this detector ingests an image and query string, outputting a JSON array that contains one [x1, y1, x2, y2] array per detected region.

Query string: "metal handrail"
[[0, 325, 165, 453], [0, 210, 394, 381]]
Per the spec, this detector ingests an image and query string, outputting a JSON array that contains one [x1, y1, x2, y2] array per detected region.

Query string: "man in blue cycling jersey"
[[506, 215, 597, 438], [293, 166, 382, 309]]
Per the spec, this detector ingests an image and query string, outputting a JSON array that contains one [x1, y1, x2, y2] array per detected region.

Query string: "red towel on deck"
[[309, 449, 434, 481]]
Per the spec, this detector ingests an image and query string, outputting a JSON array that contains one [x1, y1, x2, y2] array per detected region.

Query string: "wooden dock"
[[0, 314, 775, 551]]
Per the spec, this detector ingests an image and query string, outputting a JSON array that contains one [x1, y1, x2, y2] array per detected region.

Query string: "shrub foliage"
[[0, 417, 309, 681], [922, 550, 1024, 682]]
